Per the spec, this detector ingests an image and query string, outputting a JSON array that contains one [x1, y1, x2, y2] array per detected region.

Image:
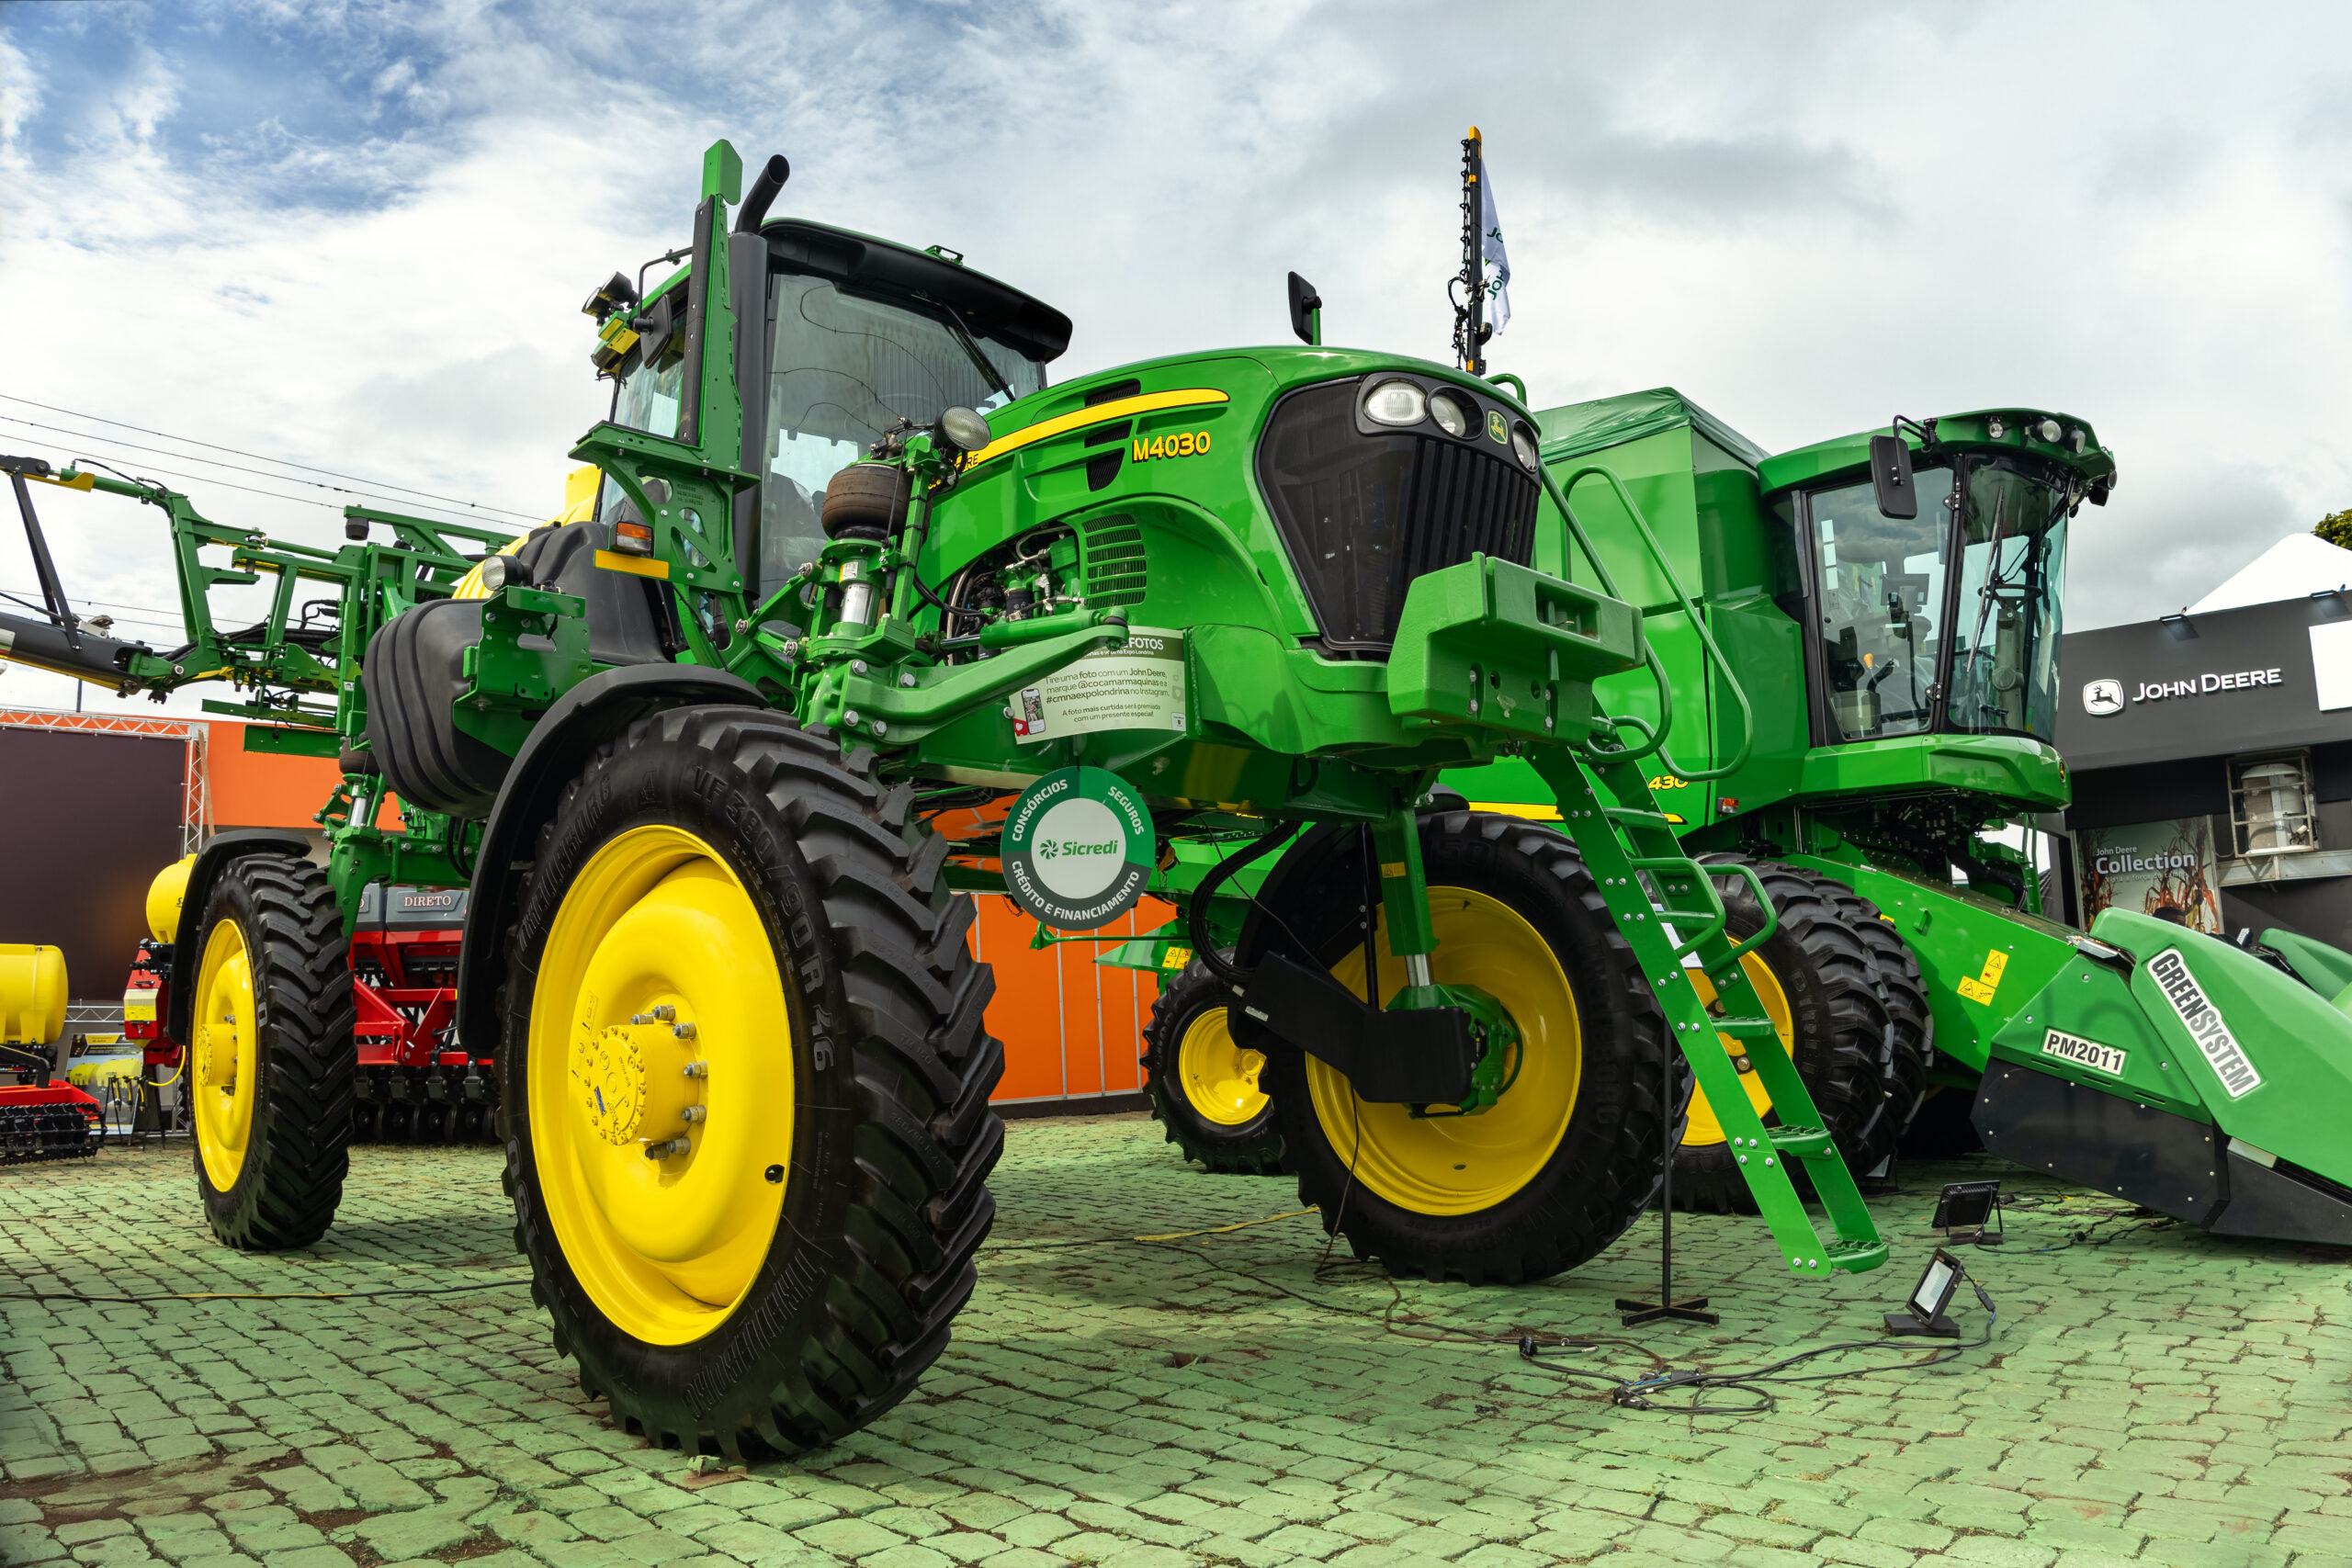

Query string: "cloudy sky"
[[5, 0, 2351, 717]]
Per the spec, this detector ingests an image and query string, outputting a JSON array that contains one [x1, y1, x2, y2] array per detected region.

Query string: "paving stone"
[[6, 1126, 2352, 1568]]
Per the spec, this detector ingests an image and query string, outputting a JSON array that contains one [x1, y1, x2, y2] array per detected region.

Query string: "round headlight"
[[481, 553, 531, 592], [2034, 417, 2063, 443], [1510, 424, 1540, 474], [940, 406, 994, 452], [1429, 392, 1470, 438], [1364, 379, 1428, 427]]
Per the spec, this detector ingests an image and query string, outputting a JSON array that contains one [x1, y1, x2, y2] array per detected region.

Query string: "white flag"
[[1480, 166, 1511, 336]]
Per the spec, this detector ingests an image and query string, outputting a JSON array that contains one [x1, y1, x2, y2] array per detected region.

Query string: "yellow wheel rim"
[[1679, 953, 1792, 1147], [526, 825, 795, 1347], [1177, 1006, 1266, 1126], [1306, 888, 1579, 1216], [191, 917, 257, 1191]]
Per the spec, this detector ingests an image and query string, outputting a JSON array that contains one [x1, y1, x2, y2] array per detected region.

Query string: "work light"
[[940, 407, 993, 452]]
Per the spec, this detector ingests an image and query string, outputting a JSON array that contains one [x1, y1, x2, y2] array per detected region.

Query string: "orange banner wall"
[[968, 894, 1166, 1107], [9, 707, 1146, 1110]]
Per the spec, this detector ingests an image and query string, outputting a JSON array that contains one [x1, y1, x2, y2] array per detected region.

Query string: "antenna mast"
[[1452, 127, 1487, 376]]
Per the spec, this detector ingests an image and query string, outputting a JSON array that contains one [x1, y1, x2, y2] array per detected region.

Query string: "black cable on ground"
[[0, 1276, 533, 1305]]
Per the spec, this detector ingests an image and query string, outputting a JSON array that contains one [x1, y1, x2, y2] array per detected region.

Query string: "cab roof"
[[759, 219, 1073, 365], [1759, 408, 2118, 497]]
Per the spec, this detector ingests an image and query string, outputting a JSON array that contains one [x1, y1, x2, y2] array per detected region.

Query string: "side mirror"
[[1870, 433, 1917, 519], [1287, 272, 1322, 346]]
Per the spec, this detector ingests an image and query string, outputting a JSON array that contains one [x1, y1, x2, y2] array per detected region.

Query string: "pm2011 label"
[[2041, 1028, 2127, 1077], [2147, 949, 2264, 1099]]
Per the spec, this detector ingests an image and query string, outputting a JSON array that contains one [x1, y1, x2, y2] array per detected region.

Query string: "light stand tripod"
[[1615, 1005, 1718, 1327]]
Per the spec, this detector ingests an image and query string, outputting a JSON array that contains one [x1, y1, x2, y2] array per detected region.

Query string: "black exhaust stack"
[[734, 154, 790, 233]]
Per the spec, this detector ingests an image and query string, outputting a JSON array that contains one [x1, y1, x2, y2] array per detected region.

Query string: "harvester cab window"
[[756, 274, 1045, 597], [1809, 468, 1954, 741], [1943, 461, 2069, 742]]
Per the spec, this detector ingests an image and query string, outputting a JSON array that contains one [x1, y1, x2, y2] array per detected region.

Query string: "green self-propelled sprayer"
[[10, 138, 2332, 1462]]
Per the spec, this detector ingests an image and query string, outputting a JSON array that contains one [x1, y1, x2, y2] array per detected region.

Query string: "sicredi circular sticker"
[[1002, 766, 1153, 931]]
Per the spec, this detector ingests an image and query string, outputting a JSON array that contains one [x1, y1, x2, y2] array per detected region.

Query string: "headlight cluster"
[[1360, 377, 1541, 474]]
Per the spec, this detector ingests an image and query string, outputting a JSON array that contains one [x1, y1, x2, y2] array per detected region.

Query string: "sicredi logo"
[[2082, 678, 2124, 716]]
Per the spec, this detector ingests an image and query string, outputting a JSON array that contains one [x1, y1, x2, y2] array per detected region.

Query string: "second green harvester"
[[1125, 388, 2352, 1247]]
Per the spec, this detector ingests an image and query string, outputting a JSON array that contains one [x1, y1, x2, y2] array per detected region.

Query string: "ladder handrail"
[[1538, 459, 1757, 781]]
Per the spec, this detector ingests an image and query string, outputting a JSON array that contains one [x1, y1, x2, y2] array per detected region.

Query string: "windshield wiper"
[[932, 299, 1012, 400]]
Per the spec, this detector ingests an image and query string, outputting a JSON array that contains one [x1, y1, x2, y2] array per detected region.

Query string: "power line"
[[0, 392, 544, 524], [0, 413, 536, 529], [3, 424, 531, 536]]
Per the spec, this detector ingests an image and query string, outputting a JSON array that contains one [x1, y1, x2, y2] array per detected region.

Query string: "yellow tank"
[[147, 854, 196, 942], [0, 944, 68, 1045], [451, 465, 603, 600]]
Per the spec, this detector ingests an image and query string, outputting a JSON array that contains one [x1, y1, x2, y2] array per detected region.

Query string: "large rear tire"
[[189, 856, 356, 1251], [1668, 860, 1906, 1214], [500, 707, 1003, 1458], [1141, 954, 1283, 1174], [1258, 812, 1674, 1284]]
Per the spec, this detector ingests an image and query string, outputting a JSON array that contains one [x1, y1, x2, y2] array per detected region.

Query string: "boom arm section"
[[0, 454, 514, 740]]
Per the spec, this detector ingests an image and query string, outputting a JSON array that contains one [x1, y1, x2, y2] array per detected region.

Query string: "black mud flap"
[[1973, 1059, 2352, 1245], [1238, 953, 1479, 1105], [1972, 1060, 2224, 1226], [2211, 1146, 2352, 1247]]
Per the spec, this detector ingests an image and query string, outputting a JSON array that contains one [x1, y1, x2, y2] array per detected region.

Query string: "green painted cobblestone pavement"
[[4, 1112, 2350, 1568]]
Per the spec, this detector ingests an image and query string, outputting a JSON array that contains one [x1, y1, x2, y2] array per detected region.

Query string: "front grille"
[[1255, 379, 1538, 649]]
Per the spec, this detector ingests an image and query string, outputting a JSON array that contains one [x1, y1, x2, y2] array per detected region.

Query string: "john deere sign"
[[1002, 766, 1153, 930]]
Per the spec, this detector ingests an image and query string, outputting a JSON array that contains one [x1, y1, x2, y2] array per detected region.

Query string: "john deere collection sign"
[[1002, 766, 1154, 931]]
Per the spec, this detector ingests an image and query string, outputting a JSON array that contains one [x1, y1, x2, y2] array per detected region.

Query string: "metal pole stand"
[[1616, 1011, 1719, 1327]]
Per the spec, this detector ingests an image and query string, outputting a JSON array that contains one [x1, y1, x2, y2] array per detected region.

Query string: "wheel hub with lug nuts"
[[571, 1007, 703, 1153]]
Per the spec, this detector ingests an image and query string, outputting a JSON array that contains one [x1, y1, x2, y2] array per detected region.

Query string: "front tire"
[[1258, 812, 1675, 1284], [1141, 955, 1284, 1174], [501, 707, 1003, 1458], [189, 856, 356, 1251]]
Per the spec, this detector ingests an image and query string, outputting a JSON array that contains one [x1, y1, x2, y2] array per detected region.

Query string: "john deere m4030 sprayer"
[[8, 140, 2352, 1459]]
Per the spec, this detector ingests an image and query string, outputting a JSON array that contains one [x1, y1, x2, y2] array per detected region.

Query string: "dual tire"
[[1668, 858, 1930, 1214]]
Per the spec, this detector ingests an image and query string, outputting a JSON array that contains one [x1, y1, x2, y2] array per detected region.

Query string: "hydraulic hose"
[[1190, 824, 1295, 989]]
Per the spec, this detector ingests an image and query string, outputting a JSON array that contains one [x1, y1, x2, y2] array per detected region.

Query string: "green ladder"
[[1528, 750, 1887, 1275], [1525, 460, 1886, 1276]]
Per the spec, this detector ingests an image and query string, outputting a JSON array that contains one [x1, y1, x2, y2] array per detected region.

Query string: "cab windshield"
[[758, 275, 1045, 592], [1807, 457, 2071, 745], [1941, 462, 2069, 739]]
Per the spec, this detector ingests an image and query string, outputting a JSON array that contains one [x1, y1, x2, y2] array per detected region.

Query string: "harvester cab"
[[2, 141, 1932, 1460]]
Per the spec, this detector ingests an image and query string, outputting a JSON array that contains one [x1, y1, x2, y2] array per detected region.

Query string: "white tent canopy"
[[2188, 532, 2352, 614]]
